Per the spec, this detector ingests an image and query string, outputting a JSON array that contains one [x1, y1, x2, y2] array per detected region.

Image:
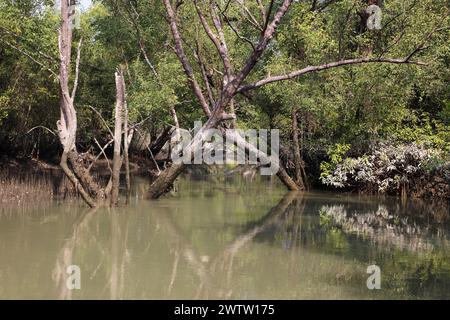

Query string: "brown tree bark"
[[148, 163, 187, 199], [291, 109, 305, 190], [57, 1, 105, 207], [150, 126, 174, 156], [148, 124, 300, 198]]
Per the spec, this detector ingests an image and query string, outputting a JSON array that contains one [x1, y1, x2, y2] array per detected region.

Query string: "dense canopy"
[[0, 0, 448, 203]]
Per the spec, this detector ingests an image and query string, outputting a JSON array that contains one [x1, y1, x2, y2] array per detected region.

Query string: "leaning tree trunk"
[[147, 123, 300, 198], [232, 129, 300, 192], [148, 125, 210, 199], [291, 109, 305, 190], [149, 0, 308, 199], [147, 163, 187, 199]]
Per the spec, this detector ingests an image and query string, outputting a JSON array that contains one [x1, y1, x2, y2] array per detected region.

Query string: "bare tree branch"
[[90, 138, 113, 173], [26, 126, 57, 136], [126, 0, 158, 76], [256, 0, 267, 23], [194, 0, 233, 80], [163, 0, 212, 117], [203, 0, 293, 125], [86, 105, 114, 137], [0, 26, 57, 62], [71, 38, 82, 102], [1, 39, 58, 77], [262, 0, 275, 34], [135, 128, 161, 174], [222, 13, 256, 51], [403, 26, 449, 62], [193, 42, 217, 106], [239, 1, 263, 31], [238, 56, 426, 93]]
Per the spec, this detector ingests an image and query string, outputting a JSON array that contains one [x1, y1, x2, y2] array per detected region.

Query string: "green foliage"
[[320, 143, 351, 179], [0, 0, 448, 179], [0, 95, 10, 126], [0, 0, 59, 153], [386, 110, 450, 154]]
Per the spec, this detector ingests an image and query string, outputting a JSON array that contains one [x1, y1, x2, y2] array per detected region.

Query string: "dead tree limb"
[[238, 56, 426, 93], [111, 71, 125, 206], [124, 101, 133, 200], [163, 0, 211, 117], [92, 138, 113, 174]]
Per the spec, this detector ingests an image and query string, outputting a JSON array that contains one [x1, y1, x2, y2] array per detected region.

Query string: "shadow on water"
[[0, 176, 449, 299]]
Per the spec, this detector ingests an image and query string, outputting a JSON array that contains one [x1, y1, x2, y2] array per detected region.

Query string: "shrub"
[[320, 141, 447, 194]]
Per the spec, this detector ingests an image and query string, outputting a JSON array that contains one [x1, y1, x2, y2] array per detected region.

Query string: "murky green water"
[[0, 174, 449, 299]]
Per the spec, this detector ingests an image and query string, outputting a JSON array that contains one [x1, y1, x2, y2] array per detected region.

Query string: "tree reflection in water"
[[48, 184, 450, 300], [51, 192, 302, 299], [154, 191, 302, 299], [319, 203, 450, 252]]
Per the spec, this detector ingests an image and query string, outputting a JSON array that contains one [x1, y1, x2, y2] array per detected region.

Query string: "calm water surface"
[[0, 175, 449, 299]]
